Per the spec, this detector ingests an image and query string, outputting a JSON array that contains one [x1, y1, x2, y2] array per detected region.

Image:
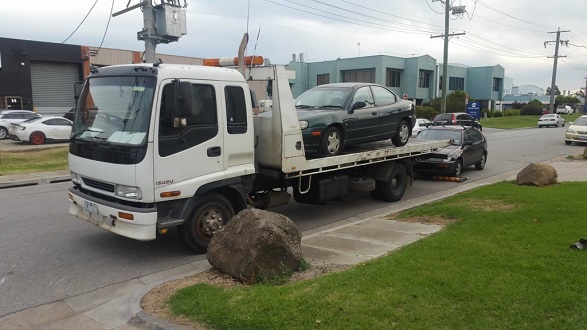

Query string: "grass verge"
[[0, 146, 68, 175], [480, 113, 582, 129], [167, 181, 587, 329]]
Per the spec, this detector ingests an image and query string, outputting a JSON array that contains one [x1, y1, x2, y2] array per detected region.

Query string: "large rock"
[[207, 208, 304, 283], [516, 163, 558, 187]]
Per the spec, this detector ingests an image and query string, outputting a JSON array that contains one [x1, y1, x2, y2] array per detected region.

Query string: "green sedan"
[[296, 82, 415, 156]]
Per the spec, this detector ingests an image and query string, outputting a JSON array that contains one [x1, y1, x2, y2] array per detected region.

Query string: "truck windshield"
[[72, 76, 155, 146]]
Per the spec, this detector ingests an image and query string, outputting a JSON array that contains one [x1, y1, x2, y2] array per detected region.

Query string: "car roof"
[[425, 125, 467, 131], [0, 110, 38, 115], [313, 82, 379, 89]]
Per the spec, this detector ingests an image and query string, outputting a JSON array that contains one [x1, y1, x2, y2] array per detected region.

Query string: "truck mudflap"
[[68, 187, 158, 241]]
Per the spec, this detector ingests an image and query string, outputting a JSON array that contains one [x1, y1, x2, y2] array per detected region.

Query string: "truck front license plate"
[[84, 201, 98, 214]]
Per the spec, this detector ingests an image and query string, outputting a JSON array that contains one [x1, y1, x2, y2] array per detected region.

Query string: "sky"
[[2, 0, 587, 94]]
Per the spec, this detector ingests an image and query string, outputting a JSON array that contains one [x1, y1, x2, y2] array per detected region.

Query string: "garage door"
[[30, 61, 80, 114]]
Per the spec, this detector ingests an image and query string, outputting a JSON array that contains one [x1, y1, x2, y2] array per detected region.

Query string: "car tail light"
[[451, 114, 457, 124]]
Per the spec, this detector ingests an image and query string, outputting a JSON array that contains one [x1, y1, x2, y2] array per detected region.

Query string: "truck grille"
[[82, 177, 115, 193]]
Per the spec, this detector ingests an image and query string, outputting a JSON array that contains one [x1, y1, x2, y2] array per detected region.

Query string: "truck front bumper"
[[68, 187, 158, 241]]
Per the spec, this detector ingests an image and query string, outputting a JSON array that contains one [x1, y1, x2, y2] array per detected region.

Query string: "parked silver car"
[[0, 110, 42, 139], [538, 114, 565, 128]]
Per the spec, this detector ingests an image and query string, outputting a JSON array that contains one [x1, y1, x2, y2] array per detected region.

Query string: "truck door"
[[346, 86, 378, 143], [154, 80, 225, 196]]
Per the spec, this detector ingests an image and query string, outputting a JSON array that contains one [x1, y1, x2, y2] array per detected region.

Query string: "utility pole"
[[430, 1, 466, 114], [545, 28, 569, 113], [113, 1, 187, 64]]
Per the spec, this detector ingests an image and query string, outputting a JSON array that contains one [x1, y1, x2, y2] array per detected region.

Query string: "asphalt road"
[[0, 125, 583, 317]]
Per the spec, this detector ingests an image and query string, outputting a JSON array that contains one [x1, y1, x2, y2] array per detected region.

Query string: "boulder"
[[207, 208, 304, 283], [516, 163, 558, 187]]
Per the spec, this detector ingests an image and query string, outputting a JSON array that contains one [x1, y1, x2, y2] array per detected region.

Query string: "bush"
[[504, 109, 520, 116], [482, 109, 494, 118], [415, 106, 438, 120], [520, 104, 542, 116], [492, 111, 504, 117]]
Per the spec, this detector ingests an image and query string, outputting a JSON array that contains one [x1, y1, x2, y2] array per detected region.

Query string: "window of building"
[[342, 69, 375, 83], [493, 78, 501, 92], [317, 73, 330, 86], [418, 70, 430, 88], [449, 77, 464, 91], [385, 69, 401, 87]]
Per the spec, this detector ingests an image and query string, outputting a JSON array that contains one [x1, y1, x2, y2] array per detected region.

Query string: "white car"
[[9, 116, 72, 145], [565, 115, 587, 145], [412, 118, 432, 137], [538, 114, 565, 128], [0, 110, 42, 139], [556, 105, 574, 115]]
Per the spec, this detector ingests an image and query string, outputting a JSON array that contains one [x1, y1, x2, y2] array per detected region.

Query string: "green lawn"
[[168, 181, 587, 329], [0, 146, 68, 175], [481, 113, 582, 129]]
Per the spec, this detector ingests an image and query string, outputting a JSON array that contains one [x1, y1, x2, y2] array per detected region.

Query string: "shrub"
[[520, 104, 542, 115], [492, 111, 504, 117], [504, 109, 520, 116], [415, 106, 438, 120]]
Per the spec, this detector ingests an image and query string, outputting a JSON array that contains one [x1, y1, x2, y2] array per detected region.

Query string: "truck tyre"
[[371, 163, 408, 202], [391, 120, 410, 147], [178, 193, 234, 254], [320, 126, 342, 156]]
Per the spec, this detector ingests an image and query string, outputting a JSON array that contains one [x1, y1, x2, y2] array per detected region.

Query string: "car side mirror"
[[350, 101, 367, 113], [462, 141, 473, 148]]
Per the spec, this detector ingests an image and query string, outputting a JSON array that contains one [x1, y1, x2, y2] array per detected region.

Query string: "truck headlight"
[[115, 185, 142, 199], [71, 172, 82, 185], [299, 120, 309, 129]]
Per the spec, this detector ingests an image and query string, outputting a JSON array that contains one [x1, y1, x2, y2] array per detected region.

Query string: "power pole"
[[545, 28, 569, 113], [113, 1, 187, 64], [430, 1, 466, 114]]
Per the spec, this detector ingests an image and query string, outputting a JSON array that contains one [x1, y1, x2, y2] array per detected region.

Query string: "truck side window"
[[158, 82, 219, 157], [225, 86, 247, 134]]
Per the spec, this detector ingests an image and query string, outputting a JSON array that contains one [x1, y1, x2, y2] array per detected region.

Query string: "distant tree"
[[555, 95, 580, 107], [429, 90, 470, 113], [573, 89, 585, 98], [511, 101, 525, 110], [546, 85, 561, 96]]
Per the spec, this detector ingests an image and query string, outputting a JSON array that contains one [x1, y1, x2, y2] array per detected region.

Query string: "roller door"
[[30, 61, 80, 114]]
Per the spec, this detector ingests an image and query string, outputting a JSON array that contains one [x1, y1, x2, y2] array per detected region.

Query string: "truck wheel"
[[392, 120, 410, 147], [371, 163, 408, 202], [320, 126, 342, 156], [178, 193, 234, 254]]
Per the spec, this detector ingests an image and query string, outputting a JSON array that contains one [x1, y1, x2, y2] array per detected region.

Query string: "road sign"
[[403, 94, 408, 100]]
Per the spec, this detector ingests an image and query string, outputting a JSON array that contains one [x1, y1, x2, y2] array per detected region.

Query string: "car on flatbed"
[[295, 82, 415, 156]]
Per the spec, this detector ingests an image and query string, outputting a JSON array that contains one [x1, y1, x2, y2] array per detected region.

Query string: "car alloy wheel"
[[320, 126, 342, 156], [475, 153, 486, 170], [392, 120, 410, 147], [0, 127, 7, 139], [452, 159, 463, 177]]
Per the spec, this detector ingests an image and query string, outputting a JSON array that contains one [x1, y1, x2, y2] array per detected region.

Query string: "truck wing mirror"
[[174, 81, 193, 119]]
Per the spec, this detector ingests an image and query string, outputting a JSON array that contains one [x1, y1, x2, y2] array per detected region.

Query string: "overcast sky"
[[3, 0, 587, 93]]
